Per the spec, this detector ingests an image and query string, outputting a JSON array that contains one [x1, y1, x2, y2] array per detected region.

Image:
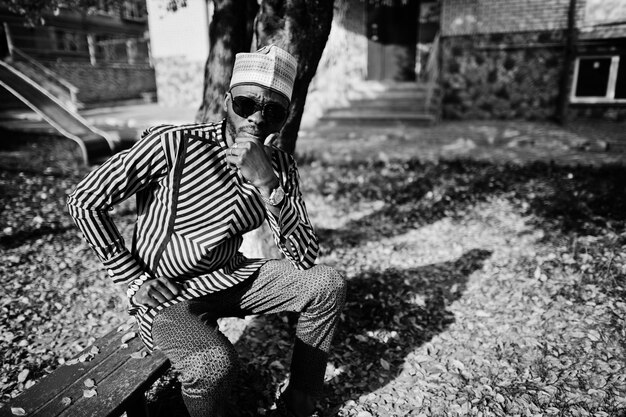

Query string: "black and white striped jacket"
[[67, 121, 318, 349]]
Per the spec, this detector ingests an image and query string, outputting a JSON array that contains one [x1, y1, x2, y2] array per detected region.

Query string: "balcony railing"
[[3, 22, 151, 66]]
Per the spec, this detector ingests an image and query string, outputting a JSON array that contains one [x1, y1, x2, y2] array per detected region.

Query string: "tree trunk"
[[195, 0, 259, 123], [556, 0, 577, 125], [254, 0, 334, 154]]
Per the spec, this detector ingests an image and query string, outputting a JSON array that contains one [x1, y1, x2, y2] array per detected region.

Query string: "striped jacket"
[[67, 121, 319, 349]]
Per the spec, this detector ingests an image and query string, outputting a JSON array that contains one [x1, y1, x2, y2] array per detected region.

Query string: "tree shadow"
[[224, 248, 492, 416], [319, 248, 492, 415], [313, 159, 626, 252]]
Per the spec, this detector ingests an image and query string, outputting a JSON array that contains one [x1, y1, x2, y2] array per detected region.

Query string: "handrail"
[[11, 47, 79, 96], [424, 32, 440, 114], [3, 21, 150, 66], [424, 32, 440, 85], [4, 21, 77, 103]]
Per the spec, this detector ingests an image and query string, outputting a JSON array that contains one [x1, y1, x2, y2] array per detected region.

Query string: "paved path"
[[298, 120, 626, 167], [1, 103, 624, 167]]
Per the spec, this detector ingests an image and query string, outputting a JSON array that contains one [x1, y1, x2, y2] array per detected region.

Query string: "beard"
[[226, 114, 266, 139]]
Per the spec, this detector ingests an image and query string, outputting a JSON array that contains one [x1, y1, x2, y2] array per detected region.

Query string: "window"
[[572, 56, 626, 103], [55, 30, 85, 53]]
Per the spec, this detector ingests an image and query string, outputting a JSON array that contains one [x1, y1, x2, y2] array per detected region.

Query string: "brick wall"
[[441, 0, 587, 36], [46, 62, 156, 104], [438, 0, 626, 122], [440, 31, 566, 120]]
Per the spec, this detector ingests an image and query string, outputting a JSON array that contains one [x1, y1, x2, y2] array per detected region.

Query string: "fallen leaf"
[[11, 407, 26, 416], [117, 323, 131, 333], [355, 335, 368, 343], [130, 351, 147, 359], [121, 332, 136, 344], [380, 358, 390, 371], [17, 369, 29, 383], [83, 389, 97, 398], [90, 346, 100, 355], [588, 330, 601, 342], [61, 397, 72, 406], [78, 353, 93, 363], [84, 378, 95, 388]]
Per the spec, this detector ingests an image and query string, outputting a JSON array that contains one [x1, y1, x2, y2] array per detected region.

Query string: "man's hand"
[[134, 277, 180, 308], [226, 133, 279, 192]]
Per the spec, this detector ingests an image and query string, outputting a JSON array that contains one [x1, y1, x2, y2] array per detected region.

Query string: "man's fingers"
[[144, 298, 159, 308], [135, 289, 158, 308], [157, 277, 180, 296], [152, 281, 177, 301], [148, 287, 169, 304], [225, 150, 241, 168], [135, 278, 180, 308]]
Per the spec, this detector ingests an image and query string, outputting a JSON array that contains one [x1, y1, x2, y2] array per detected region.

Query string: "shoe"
[[266, 396, 297, 417], [266, 396, 320, 417]]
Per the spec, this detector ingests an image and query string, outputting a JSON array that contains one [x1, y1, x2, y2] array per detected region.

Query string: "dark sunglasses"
[[228, 92, 288, 124]]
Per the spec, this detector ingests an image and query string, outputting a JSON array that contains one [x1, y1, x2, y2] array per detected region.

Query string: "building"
[[0, 0, 156, 109], [440, 0, 626, 121], [146, 0, 626, 123]]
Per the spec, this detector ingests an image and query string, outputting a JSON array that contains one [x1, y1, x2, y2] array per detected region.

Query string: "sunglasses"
[[228, 92, 288, 124]]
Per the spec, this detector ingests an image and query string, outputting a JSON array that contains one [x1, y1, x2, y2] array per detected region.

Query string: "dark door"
[[367, 0, 420, 81]]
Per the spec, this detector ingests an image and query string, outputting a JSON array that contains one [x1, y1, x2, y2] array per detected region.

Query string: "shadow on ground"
[[310, 159, 626, 252]]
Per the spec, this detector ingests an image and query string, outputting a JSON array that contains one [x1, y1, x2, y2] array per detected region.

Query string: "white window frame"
[[571, 55, 626, 104]]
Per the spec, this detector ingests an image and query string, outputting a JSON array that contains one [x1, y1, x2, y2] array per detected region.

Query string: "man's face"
[[224, 84, 290, 143]]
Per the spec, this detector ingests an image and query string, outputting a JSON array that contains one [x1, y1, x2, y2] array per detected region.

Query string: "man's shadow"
[[233, 248, 491, 416], [319, 248, 492, 415]]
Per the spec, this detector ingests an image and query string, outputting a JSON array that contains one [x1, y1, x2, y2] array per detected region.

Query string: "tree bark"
[[195, 0, 259, 123], [254, 0, 334, 154], [556, 0, 577, 125]]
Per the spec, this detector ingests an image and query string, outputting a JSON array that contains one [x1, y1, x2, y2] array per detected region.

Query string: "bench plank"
[[61, 349, 168, 417], [0, 328, 169, 417]]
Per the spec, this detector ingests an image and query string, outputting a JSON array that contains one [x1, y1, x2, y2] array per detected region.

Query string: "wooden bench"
[[0, 327, 170, 417]]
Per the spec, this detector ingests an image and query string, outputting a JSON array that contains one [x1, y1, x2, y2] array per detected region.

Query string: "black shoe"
[[266, 396, 297, 417]]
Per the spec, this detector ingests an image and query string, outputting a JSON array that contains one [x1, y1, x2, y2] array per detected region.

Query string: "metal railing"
[[3, 22, 79, 108], [423, 32, 441, 114], [3, 22, 151, 66]]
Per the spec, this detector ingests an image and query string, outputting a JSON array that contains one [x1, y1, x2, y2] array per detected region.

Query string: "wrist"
[[256, 176, 280, 197]]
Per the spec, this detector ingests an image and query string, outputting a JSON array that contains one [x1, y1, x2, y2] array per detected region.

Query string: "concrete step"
[[357, 91, 433, 101], [319, 110, 436, 126], [333, 100, 431, 112], [368, 81, 432, 91]]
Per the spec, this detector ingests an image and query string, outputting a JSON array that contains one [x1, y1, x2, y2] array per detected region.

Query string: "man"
[[67, 45, 346, 417]]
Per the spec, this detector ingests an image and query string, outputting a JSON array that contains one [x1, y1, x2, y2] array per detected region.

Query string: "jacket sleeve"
[[264, 150, 319, 269], [66, 127, 170, 285]]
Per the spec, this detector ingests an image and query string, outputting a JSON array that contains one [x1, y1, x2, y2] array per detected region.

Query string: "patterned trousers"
[[151, 260, 347, 417]]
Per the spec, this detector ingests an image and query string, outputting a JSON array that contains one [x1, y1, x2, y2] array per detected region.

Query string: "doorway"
[[366, 0, 420, 81]]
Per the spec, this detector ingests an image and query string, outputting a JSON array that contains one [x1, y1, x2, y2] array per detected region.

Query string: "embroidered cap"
[[229, 45, 298, 101]]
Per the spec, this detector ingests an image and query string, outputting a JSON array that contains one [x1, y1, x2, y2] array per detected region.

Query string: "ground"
[[0, 119, 625, 417]]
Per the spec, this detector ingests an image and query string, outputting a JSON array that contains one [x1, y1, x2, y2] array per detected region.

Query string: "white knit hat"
[[229, 45, 298, 100]]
